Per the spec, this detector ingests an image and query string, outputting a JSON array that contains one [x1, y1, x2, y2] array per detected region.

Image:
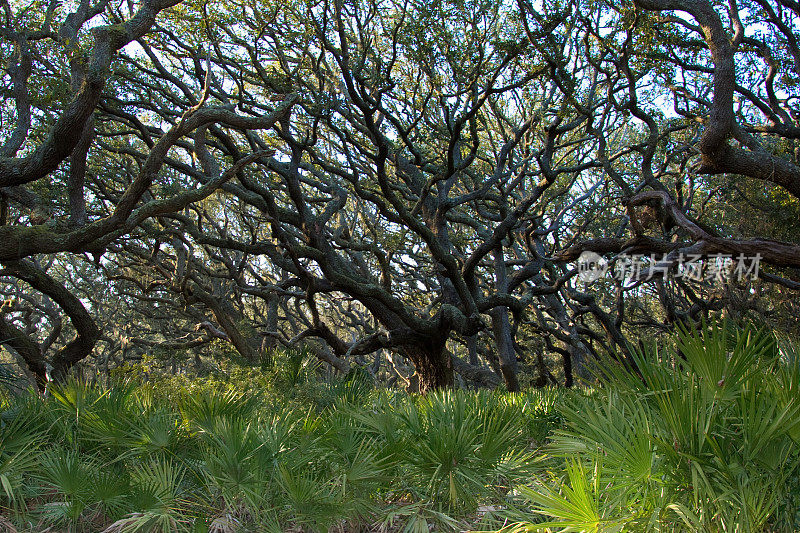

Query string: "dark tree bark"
[[400, 339, 454, 393], [0, 306, 48, 390], [0, 260, 101, 386], [185, 281, 260, 363], [490, 246, 520, 391]]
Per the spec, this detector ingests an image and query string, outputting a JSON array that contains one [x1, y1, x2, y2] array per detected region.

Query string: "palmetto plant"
[[0, 358, 575, 532], [327, 366, 375, 407], [0, 364, 21, 393], [179, 388, 259, 433], [502, 322, 800, 532], [36, 448, 93, 517], [506, 389, 567, 445], [277, 346, 321, 389], [108, 457, 194, 533], [0, 399, 41, 509], [398, 390, 537, 510], [196, 416, 281, 527]]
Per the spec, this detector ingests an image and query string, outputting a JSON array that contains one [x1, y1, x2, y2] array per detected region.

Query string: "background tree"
[[2, 0, 799, 391]]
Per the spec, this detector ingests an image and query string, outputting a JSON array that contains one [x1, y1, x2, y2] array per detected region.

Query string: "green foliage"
[[36, 449, 101, 526], [3, 327, 797, 531], [328, 365, 375, 406], [275, 346, 322, 389], [398, 390, 537, 510], [0, 363, 22, 392], [502, 322, 800, 532], [0, 373, 554, 531], [0, 398, 42, 507]]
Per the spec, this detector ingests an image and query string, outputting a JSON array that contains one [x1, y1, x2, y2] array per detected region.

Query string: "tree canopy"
[[1, 0, 799, 391]]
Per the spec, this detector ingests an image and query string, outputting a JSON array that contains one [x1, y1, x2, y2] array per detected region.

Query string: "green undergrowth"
[[496, 323, 800, 533], [0, 374, 565, 532], [1, 324, 799, 532]]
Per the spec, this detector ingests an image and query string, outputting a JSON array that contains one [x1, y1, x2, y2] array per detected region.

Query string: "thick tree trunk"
[[400, 340, 453, 393], [451, 353, 501, 388], [563, 348, 573, 388], [490, 307, 520, 392], [2, 260, 101, 387], [50, 317, 101, 382], [467, 334, 479, 366], [67, 116, 93, 227], [0, 312, 48, 390], [490, 310, 520, 391], [187, 282, 260, 363], [568, 343, 591, 384], [263, 293, 280, 351], [534, 350, 548, 387], [490, 246, 520, 391]]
